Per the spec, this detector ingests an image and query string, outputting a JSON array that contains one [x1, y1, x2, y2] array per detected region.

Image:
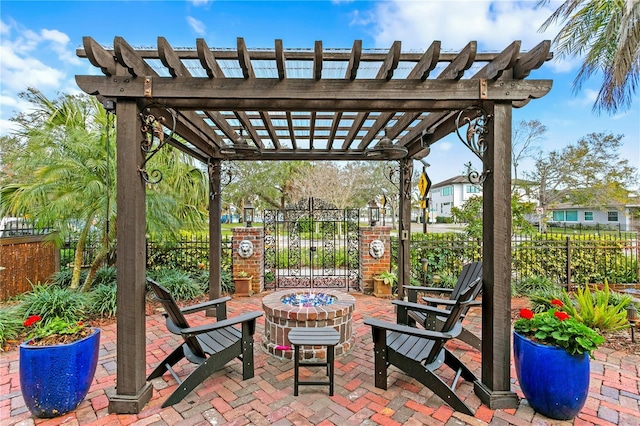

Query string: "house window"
[[566, 211, 578, 222], [553, 211, 565, 221], [466, 185, 481, 194], [442, 187, 452, 196], [608, 211, 619, 222], [584, 211, 593, 221]]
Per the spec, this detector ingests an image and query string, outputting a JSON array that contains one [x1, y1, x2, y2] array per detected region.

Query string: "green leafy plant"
[[22, 315, 91, 346], [376, 270, 398, 294], [19, 284, 89, 326], [148, 269, 202, 301], [561, 283, 630, 332], [514, 299, 604, 358], [0, 305, 24, 349], [234, 270, 250, 278], [527, 288, 566, 313], [89, 283, 117, 317], [513, 275, 559, 297]]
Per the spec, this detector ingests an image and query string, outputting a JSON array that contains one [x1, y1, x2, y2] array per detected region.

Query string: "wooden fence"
[[0, 235, 59, 301]]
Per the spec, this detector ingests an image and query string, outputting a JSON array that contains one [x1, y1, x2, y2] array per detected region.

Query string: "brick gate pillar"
[[232, 227, 264, 294], [359, 226, 391, 294]]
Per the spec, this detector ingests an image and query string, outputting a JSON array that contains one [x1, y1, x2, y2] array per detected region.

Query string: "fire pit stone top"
[[262, 289, 355, 320]]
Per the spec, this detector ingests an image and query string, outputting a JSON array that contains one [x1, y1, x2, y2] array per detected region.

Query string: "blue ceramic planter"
[[19, 328, 100, 418], [513, 332, 590, 420]]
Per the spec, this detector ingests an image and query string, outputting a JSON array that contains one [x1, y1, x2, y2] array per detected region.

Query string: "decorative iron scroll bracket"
[[138, 106, 176, 184], [467, 169, 490, 185], [455, 106, 491, 160], [455, 106, 493, 185]]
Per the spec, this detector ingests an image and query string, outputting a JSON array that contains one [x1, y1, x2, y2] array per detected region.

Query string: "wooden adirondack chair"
[[403, 261, 483, 350], [364, 277, 482, 415], [146, 278, 263, 407]]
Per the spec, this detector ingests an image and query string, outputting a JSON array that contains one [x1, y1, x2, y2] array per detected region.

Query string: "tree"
[[539, 0, 640, 114], [512, 120, 546, 185], [451, 195, 536, 239], [0, 88, 209, 290], [224, 160, 313, 214], [524, 132, 637, 231]]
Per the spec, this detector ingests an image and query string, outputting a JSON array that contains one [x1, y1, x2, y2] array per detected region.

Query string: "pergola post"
[[207, 159, 223, 304], [474, 101, 519, 409], [397, 158, 413, 300], [108, 99, 153, 413]]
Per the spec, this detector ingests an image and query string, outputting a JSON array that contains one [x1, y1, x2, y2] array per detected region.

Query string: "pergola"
[[75, 36, 552, 413]]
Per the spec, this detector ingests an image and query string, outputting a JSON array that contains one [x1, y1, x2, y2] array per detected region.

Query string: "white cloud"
[[363, 0, 579, 73], [0, 19, 80, 133], [434, 140, 453, 152], [369, 1, 555, 50], [41, 28, 82, 66], [189, 0, 212, 6], [0, 44, 66, 92], [567, 88, 598, 107], [186, 16, 206, 36]]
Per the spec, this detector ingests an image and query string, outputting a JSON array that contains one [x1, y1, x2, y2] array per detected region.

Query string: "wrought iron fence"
[[392, 233, 639, 287], [146, 235, 233, 272], [62, 232, 638, 287]]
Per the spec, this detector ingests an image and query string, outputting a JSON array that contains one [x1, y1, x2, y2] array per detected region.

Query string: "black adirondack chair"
[[403, 261, 483, 350], [364, 277, 482, 415], [146, 278, 263, 407]]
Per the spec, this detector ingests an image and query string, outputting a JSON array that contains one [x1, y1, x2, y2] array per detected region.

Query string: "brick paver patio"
[[1, 292, 639, 425]]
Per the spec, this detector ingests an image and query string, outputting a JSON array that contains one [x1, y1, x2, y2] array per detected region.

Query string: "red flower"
[[554, 311, 570, 321], [519, 308, 534, 320], [23, 315, 42, 327], [77, 321, 83, 326], [551, 299, 564, 308]]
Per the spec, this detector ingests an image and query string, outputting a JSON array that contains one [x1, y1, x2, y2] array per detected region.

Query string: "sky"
[[1, 0, 639, 186]]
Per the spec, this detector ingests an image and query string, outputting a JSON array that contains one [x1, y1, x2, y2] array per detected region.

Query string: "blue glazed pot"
[[19, 328, 100, 418], [513, 331, 590, 420]]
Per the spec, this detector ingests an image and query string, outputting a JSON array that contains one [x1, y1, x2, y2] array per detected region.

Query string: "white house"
[[428, 175, 482, 219], [547, 201, 639, 232]]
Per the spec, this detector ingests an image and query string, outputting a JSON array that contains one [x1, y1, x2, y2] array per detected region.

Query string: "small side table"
[[288, 327, 340, 396]]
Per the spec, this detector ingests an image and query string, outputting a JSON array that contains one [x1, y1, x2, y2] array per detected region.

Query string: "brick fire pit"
[[262, 290, 355, 361]]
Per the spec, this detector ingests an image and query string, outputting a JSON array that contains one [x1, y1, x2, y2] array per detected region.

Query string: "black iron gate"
[[264, 198, 359, 290]]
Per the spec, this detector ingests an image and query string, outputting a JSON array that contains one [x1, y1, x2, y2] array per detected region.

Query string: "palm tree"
[[539, 0, 639, 114], [0, 88, 209, 290]]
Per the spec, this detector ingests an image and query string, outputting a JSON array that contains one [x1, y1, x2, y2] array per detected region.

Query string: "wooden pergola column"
[[474, 101, 518, 409], [397, 158, 413, 300], [108, 99, 153, 413]]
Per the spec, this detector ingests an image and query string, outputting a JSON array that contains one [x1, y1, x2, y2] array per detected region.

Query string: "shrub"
[[19, 284, 89, 326], [513, 275, 559, 297], [148, 269, 202, 301], [0, 305, 24, 348], [92, 266, 117, 287], [527, 288, 566, 313], [49, 268, 87, 288], [89, 283, 117, 317], [188, 269, 234, 295]]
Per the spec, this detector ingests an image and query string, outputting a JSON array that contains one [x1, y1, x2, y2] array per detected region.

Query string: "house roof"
[[431, 175, 471, 189]]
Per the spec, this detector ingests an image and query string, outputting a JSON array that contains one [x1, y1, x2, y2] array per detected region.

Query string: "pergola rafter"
[[75, 36, 553, 415]]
